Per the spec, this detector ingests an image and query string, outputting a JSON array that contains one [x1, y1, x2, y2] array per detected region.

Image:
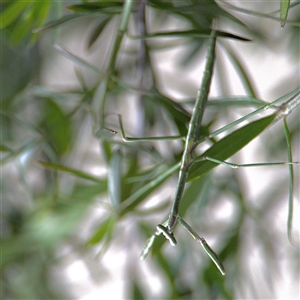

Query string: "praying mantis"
[[110, 28, 300, 276]]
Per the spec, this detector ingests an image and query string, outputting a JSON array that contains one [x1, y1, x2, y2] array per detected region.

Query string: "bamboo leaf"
[[280, 0, 290, 27], [10, 10, 34, 44], [33, 1, 51, 29], [85, 217, 115, 246], [148, 0, 247, 29], [132, 281, 146, 300], [40, 98, 72, 155], [152, 90, 191, 121], [0, 1, 30, 29], [108, 149, 122, 208], [87, 17, 111, 49], [38, 161, 103, 183], [110, 76, 190, 134], [66, 2, 123, 13], [131, 30, 251, 42], [283, 119, 294, 244], [33, 14, 86, 33], [207, 97, 267, 107], [220, 42, 258, 98], [188, 115, 276, 181], [183, 96, 267, 107], [68, 183, 107, 201]]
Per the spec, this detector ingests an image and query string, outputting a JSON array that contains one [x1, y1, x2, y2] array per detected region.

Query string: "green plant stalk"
[[168, 29, 217, 232]]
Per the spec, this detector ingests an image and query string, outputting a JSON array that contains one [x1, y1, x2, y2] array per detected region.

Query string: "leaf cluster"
[[1, 0, 299, 299]]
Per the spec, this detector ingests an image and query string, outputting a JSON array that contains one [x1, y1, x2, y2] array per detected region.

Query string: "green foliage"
[[1, 0, 299, 299], [0, 0, 53, 44], [280, 0, 291, 27]]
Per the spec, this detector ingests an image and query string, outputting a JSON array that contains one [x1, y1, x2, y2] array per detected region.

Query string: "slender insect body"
[[200, 239, 226, 276], [114, 28, 300, 276]]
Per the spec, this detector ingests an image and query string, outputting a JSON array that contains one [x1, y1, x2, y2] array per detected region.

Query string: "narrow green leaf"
[[66, 2, 123, 13], [28, 1, 52, 43], [85, 217, 115, 246], [132, 281, 146, 300], [220, 29, 251, 41], [33, 1, 51, 29], [53, 43, 102, 74], [33, 14, 85, 33], [87, 17, 110, 49], [151, 90, 191, 133], [280, 0, 290, 28], [207, 97, 267, 107], [37, 203, 92, 244], [67, 183, 107, 201], [148, 0, 247, 29], [0, 144, 13, 152], [220, 42, 258, 98], [111, 76, 191, 121], [41, 98, 72, 155], [38, 161, 103, 183], [10, 10, 34, 44], [0, 1, 30, 29], [131, 30, 251, 42], [85, 218, 112, 246], [148, 0, 174, 10], [111, 76, 190, 134], [188, 115, 276, 181], [283, 119, 294, 244], [108, 149, 122, 208], [184, 96, 267, 107]]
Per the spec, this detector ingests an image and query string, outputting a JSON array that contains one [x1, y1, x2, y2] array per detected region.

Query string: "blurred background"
[[1, 1, 299, 299]]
